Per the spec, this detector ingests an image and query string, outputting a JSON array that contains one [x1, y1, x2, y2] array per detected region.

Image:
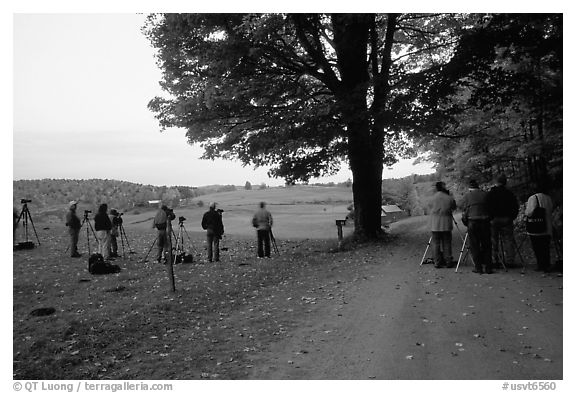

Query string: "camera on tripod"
[[179, 216, 186, 223], [21, 199, 32, 204], [84, 210, 92, 218]]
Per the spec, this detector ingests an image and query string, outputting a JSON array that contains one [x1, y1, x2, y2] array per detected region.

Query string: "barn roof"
[[381, 204, 403, 213]]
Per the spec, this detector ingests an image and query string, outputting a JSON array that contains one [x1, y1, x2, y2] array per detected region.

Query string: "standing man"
[[462, 179, 492, 274], [65, 200, 82, 258], [201, 202, 224, 262], [109, 209, 120, 258], [429, 182, 456, 268], [153, 205, 174, 263], [525, 180, 555, 272], [94, 203, 112, 260], [486, 174, 519, 268], [252, 201, 273, 258]]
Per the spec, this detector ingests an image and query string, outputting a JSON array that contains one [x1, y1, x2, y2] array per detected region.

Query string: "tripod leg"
[[119, 230, 126, 259], [511, 235, 526, 272], [456, 233, 468, 272], [512, 237, 526, 273], [420, 236, 432, 265], [142, 236, 158, 262], [272, 235, 279, 254], [86, 225, 91, 255], [25, 208, 41, 245], [499, 237, 507, 271], [123, 227, 135, 253], [182, 226, 197, 255]]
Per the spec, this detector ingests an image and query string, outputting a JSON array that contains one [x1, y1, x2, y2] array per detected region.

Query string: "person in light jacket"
[[429, 182, 456, 268], [252, 201, 273, 258], [65, 201, 82, 258], [525, 180, 555, 272]]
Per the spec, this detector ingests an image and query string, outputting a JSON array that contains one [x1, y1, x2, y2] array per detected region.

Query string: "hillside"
[[14, 185, 357, 240], [13, 176, 442, 227]]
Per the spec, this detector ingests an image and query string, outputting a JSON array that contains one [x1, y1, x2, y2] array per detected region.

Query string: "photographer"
[[252, 201, 273, 258], [65, 201, 82, 258], [201, 202, 224, 262], [428, 182, 456, 268], [109, 209, 122, 258], [94, 203, 113, 260], [153, 205, 175, 263]]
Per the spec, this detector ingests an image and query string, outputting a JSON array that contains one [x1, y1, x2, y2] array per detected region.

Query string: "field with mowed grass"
[[125, 185, 356, 240]]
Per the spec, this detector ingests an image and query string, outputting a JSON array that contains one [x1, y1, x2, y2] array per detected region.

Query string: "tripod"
[[270, 229, 279, 254], [115, 220, 136, 259], [420, 216, 465, 266], [15, 200, 41, 247], [493, 234, 527, 273], [174, 219, 195, 263], [455, 232, 474, 272], [80, 212, 99, 255]]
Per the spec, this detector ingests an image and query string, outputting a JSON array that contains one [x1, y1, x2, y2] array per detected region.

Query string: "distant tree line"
[[12, 179, 237, 211]]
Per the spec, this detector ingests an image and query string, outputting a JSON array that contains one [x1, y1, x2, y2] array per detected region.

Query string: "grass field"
[[122, 185, 356, 240]]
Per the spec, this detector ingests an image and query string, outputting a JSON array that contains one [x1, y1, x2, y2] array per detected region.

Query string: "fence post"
[[335, 219, 346, 250]]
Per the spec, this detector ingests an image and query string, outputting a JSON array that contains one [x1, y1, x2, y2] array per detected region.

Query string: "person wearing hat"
[[65, 201, 82, 258], [201, 202, 224, 262], [109, 209, 120, 258], [486, 174, 519, 268], [428, 181, 456, 268], [252, 201, 274, 258], [461, 179, 493, 274]]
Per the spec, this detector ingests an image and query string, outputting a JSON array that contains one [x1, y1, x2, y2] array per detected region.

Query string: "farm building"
[[148, 200, 162, 207], [381, 204, 406, 225]]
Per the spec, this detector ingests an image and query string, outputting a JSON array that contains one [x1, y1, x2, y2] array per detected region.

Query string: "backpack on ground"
[[88, 253, 121, 274]]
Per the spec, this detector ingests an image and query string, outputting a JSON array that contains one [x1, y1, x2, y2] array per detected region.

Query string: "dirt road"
[[247, 218, 563, 380]]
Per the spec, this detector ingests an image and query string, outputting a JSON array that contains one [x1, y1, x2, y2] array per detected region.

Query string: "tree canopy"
[[413, 14, 562, 193]]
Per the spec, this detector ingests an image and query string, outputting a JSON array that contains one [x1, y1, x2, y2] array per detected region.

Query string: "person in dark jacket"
[[462, 180, 492, 274], [486, 174, 519, 268], [201, 202, 224, 262], [109, 209, 121, 258], [94, 203, 112, 260], [65, 201, 82, 257]]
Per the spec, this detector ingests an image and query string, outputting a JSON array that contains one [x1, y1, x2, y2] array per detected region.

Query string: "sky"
[[10, 12, 437, 188]]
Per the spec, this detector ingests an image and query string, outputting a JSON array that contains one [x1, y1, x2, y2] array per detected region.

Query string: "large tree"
[[411, 14, 562, 190], [144, 13, 466, 238]]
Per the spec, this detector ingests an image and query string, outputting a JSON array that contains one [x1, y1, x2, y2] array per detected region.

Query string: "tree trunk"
[[332, 14, 384, 238], [348, 120, 384, 238]]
